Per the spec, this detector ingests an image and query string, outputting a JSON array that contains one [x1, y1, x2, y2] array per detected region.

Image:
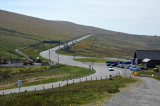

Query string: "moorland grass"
[[57, 34, 160, 58], [0, 76, 138, 106]]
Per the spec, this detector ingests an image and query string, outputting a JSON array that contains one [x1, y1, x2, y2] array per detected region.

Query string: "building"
[[134, 50, 160, 68]]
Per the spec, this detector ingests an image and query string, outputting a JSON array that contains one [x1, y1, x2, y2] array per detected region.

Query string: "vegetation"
[[0, 10, 117, 59], [21, 43, 58, 60], [0, 64, 95, 90], [137, 65, 160, 81], [1, 10, 160, 60], [73, 58, 115, 63], [0, 76, 138, 106], [57, 34, 160, 58]]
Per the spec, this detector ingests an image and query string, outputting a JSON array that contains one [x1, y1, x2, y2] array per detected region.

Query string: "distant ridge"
[[1, 9, 160, 58], [0, 9, 130, 42]]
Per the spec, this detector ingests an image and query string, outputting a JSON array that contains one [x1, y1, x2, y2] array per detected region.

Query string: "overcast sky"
[[0, 0, 160, 35]]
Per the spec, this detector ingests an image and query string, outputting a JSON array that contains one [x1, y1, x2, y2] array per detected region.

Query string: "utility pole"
[[49, 50, 51, 65], [118, 54, 120, 64], [58, 53, 59, 64]]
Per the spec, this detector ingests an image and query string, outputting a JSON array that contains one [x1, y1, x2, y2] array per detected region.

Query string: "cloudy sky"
[[0, 0, 160, 35]]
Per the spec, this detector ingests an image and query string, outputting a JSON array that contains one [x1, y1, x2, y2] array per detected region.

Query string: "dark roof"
[[134, 50, 160, 60]]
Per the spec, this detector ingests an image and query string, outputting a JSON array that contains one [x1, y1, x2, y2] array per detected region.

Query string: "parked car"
[[130, 65, 136, 69], [130, 66, 141, 71], [111, 63, 117, 67], [127, 65, 132, 69], [117, 64, 120, 68], [108, 66, 114, 71], [107, 63, 111, 66], [119, 64, 124, 68]]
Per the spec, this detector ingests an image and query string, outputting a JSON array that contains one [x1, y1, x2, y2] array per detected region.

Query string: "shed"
[[142, 58, 151, 68]]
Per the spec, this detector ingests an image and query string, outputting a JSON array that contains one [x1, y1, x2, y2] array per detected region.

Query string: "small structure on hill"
[[134, 50, 160, 68]]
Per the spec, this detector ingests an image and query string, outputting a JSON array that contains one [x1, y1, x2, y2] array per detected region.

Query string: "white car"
[[108, 66, 114, 71]]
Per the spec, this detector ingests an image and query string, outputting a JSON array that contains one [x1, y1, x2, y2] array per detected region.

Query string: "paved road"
[[0, 34, 130, 95]]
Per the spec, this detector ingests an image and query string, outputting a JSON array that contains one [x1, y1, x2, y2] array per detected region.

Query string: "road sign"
[[18, 80, 22, 87]]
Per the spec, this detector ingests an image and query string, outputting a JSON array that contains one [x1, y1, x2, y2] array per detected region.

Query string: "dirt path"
[[104, 77, 160, 106]]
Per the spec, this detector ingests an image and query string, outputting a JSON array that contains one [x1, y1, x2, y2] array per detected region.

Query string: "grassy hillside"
[[0, 9, 125, 59], [0, 28, 40, 59], [57, 34, 160, 58], [1, 9, 160, 60], [0, 10, 122, 41]]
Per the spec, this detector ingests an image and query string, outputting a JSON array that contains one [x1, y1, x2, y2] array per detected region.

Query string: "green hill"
[[57, 34, 160, 58], [0, 9, 160, 59]]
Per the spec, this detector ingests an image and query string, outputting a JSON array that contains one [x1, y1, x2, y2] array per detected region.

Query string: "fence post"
[[3, 92, 4, 95], [96, 77, 97, 80], [43, 86, 44, 90], [67, 80, 68, 86], [73, 80, 74, 84], [80, 79, 81, 82], [59, 83, 60, 87], [35, 88, 36, 91], [110, 75, 112, 80], [11, 91, 12, 94], [52, 84, 53, 88], [86, 78, 87, 82]]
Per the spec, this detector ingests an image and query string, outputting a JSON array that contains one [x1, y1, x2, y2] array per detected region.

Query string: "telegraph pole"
[[49, 50, 51, 65], [58, 53, 59, 64]]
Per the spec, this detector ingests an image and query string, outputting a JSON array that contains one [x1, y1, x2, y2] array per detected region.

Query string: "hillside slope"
[[57, 34, 160, 58], [0, 10, 122, 41], [0, 9, 160, 59], [0, 9, 131, 59]]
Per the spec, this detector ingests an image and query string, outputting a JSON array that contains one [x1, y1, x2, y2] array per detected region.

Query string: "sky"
[[0, 0, 160, 35]]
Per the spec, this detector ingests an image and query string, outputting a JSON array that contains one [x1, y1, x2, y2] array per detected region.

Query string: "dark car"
[[127, 65, 132, 69], [130, 66, 141, 71], [117, 64, 120, 68], [111, 64, 117, 67]]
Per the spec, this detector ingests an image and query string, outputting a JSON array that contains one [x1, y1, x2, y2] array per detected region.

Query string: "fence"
[[0, 72, 122, 95]]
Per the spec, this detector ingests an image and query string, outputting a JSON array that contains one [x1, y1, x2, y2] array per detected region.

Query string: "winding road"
[[1, 34, 160, 106], [0, 34, 129, 95]]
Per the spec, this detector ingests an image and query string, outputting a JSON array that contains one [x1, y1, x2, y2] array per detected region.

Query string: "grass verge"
[[137, 65, 160, 81], [0, 76, 138, 106], [0, 64, 95, 90], [73, 58, 116, 63]]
